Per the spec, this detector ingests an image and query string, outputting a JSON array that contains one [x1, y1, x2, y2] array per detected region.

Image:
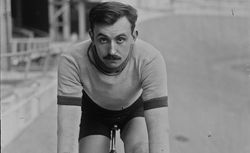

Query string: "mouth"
[[103, 55, 121, 61]]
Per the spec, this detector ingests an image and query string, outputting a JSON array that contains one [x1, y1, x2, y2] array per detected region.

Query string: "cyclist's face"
[[90, 17, 137, 68]]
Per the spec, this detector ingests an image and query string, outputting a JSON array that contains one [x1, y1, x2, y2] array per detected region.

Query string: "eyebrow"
[[96, 33, 107, 38], [96, 33, 127, 38]]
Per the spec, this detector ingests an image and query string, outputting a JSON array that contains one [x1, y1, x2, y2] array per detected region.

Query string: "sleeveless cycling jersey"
[[57, 39, 168, 110]]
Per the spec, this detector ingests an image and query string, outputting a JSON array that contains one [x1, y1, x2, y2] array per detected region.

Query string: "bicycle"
[[110, 124, 118, 153]]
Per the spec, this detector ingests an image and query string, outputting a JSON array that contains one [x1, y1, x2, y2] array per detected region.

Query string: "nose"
[[108, 41, 116, 55]]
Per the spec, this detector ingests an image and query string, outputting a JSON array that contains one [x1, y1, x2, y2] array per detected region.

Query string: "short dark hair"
[[89, 1, 138, 32]]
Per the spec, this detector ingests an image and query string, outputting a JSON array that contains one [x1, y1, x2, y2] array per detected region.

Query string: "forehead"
[[93, 17, 132, 37]]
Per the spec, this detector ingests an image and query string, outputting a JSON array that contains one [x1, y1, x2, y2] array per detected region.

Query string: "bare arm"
[[144, 107, 170, 153], [57, 105, 81, 153]]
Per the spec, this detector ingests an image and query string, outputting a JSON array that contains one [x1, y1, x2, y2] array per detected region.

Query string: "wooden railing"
[[0, 37, 62, 148], [0, 38, 52, 79]]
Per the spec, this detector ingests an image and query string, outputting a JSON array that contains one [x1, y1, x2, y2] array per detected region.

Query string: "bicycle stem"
[[110, 125, 118, 152]]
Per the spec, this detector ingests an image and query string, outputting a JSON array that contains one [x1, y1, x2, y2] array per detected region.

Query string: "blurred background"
[[1, 0, 250, 153]]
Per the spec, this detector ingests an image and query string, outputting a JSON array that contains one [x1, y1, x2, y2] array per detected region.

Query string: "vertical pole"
[[0, 0, 12, 71], [63, 0, 70, 41], [24, 41, 31, 80], [0, 0, 8, 70], [78, 1, 86, 40], [49, 0, 56, 41], [43, 42, 51, 75], [6, 0, 12, 42]]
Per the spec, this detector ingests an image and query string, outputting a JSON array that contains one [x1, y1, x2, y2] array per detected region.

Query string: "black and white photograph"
[[1, 0, 250, 153]]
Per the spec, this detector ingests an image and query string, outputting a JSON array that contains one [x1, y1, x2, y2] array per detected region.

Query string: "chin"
[[107, 63, 120, 68], [106, 62, 121, 68]]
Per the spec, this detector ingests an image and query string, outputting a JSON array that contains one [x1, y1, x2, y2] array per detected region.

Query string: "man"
[[57, 2, 170, 153]]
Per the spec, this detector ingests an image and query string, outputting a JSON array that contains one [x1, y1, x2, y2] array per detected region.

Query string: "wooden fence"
[[1, 38, 52, 79]]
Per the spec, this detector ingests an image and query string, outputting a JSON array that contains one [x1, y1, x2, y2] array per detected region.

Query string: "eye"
[[116, 37, 126, 44], [98, 38, 108, 44]]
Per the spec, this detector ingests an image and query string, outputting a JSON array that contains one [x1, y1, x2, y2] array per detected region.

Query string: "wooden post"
[[49, 0, 56, 41], [0, 0, 12, 71], [43, 48, 51, 75], [24, 53, 31, 79], [49, 0, 71, 41], [0, 0, 7, 70], [78, 0, 86, 40], [63, 0, 70, 41]]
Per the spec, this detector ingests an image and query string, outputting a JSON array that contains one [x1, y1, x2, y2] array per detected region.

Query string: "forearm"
[[144, 107, 170, 153], [57, 105, 81, 153], [57, 126, 79, 153], [147, 128, 170, 153]]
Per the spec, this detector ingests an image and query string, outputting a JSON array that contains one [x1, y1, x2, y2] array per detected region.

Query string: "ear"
[[132, 30, 138, 40], [89, 30, 94, 41]]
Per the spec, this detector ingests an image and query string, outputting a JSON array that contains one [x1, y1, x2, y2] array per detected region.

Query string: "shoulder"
[[133, 39, 164, 64], [59, 39, 91, 65]]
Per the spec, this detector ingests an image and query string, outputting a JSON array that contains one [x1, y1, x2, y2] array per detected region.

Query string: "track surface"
[[138, 15, 250, 153]]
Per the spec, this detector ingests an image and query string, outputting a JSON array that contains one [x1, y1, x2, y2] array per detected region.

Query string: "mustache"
[[103, 54, 121, 60]]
